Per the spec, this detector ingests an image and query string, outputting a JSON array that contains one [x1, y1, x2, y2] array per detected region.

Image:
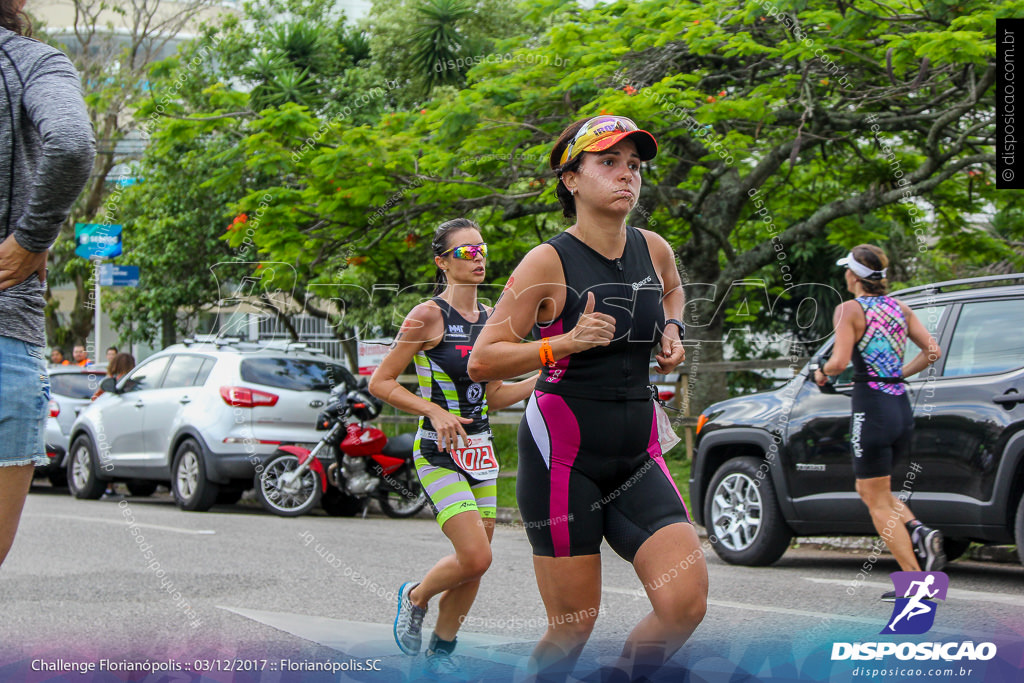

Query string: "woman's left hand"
[[655, 334, 685, 374]]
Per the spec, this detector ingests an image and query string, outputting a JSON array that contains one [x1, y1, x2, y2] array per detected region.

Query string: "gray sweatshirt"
[[1, 28, 96, 346]]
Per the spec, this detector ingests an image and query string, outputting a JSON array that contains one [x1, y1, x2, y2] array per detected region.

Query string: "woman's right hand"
[[428, 407, 475, 452], [569, 292, 617, 352]]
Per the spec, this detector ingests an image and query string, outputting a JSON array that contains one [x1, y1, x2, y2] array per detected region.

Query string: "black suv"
[[690, 274, 1024, 567]]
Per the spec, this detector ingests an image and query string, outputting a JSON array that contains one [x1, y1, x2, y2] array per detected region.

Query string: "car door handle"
[[992, 390, 1023, 406], [134, 401, 144, 408], [179, 397, 191, 404]]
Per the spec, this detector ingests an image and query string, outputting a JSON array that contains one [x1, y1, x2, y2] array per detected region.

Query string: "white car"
[[34, 365, 107, 487], [66, 340, 356, 511]]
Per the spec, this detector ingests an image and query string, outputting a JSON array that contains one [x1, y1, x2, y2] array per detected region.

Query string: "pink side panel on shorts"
[[537, 392, 581, 557]]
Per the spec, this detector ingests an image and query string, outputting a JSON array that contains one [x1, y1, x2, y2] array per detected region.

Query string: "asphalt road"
[[2, 484, 1022, 683]]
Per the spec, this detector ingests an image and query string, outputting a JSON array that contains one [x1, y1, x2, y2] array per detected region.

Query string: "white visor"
[[836, 252, 886, 280]]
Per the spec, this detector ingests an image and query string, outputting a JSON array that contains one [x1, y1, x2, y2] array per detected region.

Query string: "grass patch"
[[496, 475, 518, 509]]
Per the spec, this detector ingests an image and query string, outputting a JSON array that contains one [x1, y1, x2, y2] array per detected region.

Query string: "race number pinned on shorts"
[[451, 433, 499, 480]]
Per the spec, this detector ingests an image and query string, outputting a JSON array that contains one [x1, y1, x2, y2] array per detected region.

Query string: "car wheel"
[[171, 438, 220, 512], [1016, 495, 1024, 567], [67, 435, 106, 500], [705, 456, 793, 566], [322, 487, 363, 517], [126, 480, 158, 497], [943, 537, 972, 564]]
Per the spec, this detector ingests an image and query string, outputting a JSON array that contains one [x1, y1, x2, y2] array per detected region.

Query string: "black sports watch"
[[665, 318, 685, 339]]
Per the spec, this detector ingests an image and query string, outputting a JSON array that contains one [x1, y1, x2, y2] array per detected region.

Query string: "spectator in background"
[[0, 0, 96, 568], [92, 352, 134, 401], [50, 348, 69, 365], [94, 352, 135, 500], [105, 346, 117, 364], [72, 344, 91, 366]]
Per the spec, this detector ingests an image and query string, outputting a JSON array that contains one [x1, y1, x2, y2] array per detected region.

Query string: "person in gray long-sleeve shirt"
[[0, 0, 96, 568]]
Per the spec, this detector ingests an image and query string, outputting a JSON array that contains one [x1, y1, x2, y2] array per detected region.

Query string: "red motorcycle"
[[254, 384, 427, 518]]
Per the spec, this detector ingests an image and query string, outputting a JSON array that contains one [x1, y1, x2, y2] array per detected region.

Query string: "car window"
[[49, 373, 106, 399], [943, 299, 1024, 377], [196, 358, 215, 386], [120, 356, 171, 393], [240, 357, 356, 392], [162, 355, 211, 388], [912, 304, 947, 338]]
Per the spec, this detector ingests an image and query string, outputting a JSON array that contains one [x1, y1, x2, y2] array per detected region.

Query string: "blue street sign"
[[75, 223, 122, 259], [98, 264, 139, 287]]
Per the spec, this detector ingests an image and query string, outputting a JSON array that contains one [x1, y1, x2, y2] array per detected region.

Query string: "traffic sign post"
[[98, 264, 140, 287], [75, 224, 122, 259], [75, 224, 124, 361]]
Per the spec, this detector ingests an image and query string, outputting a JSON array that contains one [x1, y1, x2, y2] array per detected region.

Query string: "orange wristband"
[[539, 338, 557, 368]]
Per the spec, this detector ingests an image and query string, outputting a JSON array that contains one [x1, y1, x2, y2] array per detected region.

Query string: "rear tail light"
[[48, 400, 60, 418], [220, 386, 279, 408], [658, 390, 675, 402], [695, 414, 709, 435]]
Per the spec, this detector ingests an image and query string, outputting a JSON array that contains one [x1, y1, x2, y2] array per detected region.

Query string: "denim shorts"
[[0, 335, 49, 467]]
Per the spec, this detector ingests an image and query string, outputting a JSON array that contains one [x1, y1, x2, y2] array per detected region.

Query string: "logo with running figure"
[[882, 572, 949, 635]]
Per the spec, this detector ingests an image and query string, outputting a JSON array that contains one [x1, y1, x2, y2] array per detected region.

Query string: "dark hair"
[[1, 0, 32, 36], [107, 346, 118, 353], [431, 217, 481, 295], [108, 352, 136, 379], [549, 119, 591, 220], [851, 244, 889, 295]]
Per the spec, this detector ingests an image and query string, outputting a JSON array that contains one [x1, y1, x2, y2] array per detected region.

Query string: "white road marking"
[[26, 513, 215, 535], [219, 606, 529, 667], [803, 577, 1024, 608], [706, 598, 879, 625], [608, 584, 1009, 639]]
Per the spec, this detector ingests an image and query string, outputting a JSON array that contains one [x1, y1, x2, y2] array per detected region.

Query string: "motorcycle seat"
[[381, 432, 415, 457]]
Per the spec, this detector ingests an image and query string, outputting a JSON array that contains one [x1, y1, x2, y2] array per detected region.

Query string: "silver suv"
[[66, 340, 357, 511]]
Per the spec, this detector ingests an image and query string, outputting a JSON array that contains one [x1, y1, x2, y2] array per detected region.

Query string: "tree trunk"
[[161, 311, 176, 349]]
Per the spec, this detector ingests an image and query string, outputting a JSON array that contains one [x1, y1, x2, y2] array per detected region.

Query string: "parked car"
[[690, 273, 1024, 567], [33, 365, 107, 487], [66, 339, 357, 511]]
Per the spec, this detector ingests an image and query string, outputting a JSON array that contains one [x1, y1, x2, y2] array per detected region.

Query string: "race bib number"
[[450, 433, 499, 480]]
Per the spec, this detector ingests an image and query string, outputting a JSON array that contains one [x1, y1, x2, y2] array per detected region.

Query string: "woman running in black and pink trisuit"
[[471, 116, 707, 681]]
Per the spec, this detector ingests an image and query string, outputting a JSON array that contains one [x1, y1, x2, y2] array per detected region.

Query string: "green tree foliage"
[[125, 0, 1015, 410], [36, 0, 218, 348], [363, 0, 535, 104]]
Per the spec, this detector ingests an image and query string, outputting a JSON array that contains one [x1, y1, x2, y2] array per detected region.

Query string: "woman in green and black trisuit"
[[369, 218, 536, 676]]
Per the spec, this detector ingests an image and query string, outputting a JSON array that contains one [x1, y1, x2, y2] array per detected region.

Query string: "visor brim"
[[581, 130, 658, 161]]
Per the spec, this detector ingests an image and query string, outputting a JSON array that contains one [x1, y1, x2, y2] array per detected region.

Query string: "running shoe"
[[881, 590, 899, 602], [394, 582, 426, 655], [425, 648, 460, 677], [912, 525, 947, 572]]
